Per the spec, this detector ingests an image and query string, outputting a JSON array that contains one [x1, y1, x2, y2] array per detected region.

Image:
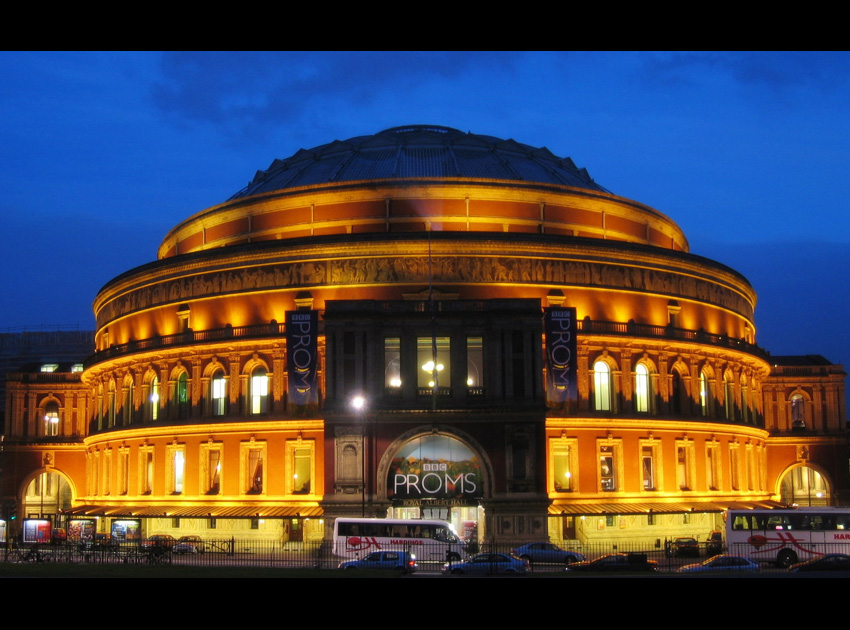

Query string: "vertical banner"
[[544, 307, 577, 412], [286, 310, 318, 412]]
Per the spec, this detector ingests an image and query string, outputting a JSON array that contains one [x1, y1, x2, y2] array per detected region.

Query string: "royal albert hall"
[[3, 125, 848, 547]]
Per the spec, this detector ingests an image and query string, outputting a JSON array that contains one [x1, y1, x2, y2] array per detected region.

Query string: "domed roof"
[[229, 125, 608, 200]]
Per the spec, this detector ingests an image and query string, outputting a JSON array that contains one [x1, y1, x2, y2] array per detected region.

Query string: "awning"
[[64, 505, 324, 518], [548, 500, 784, 515]]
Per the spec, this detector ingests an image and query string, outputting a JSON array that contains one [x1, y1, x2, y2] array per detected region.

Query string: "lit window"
[[384, 338, 401, 389], [211, 372, 227, 416], [417, 337, 451, 392], [41, 364, 58, 373], [730, 444, 740, 491], [724, 375, 734, 421], [634, 363, 650, 413], [551, 440, 576, 493], [699, 370, 711, 416], [288, 441, 314, 495], [467, 336, 484, 392], [168, 446, 185, 494], [71, 364, 83, 373], [251, 368, 269, 415], [202, 444, 222, 495], [593, 361, 612, 411], [43, 402, 60, 437], [149, 376, 160, 421]]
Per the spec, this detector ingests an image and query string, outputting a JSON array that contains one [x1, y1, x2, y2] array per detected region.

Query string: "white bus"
[[727, 507, 850, 567], [333, 518, 469, 562]]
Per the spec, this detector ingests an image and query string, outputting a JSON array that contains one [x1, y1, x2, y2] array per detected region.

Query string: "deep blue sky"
[[2, 51, 848, 366]]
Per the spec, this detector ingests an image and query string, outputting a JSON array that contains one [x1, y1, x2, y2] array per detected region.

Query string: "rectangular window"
[[103, 449, 112, 496], [212, 375, 227, 416], [167, 446, 185, 495], [118, 449, 129, 495], [551, 439, 577, 493], [242, 442, 266, 495], [599, 443, 620, 492], [287, 441, 314, 495], [676, 442, 694, 491], [466, 336, 484, 394], [203, 445, 222, 495], [384, 337, 401, 389], [140, 448, 154, 495], [747, 445, 756, 491], [417, 336, 451, 392], [251, 372, 269, 415], [641, 446, 655, 491], [706, 443, 720, 491], [730, 444, 740, 491]]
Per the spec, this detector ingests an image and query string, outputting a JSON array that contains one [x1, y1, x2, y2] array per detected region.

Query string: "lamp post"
[[351, 395, 367, 517]]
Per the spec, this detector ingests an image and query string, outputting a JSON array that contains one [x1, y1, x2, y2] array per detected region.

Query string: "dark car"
[[174, 535, 205, 554], [443, 552, 529, 575], [705, 530, 723, 556], [141, 534, 176, 550], [512, 542, 585, 566], [678, 554, 760, 573], [789, 553, 850, 572], [338, 550, 417, 573], [671, 537, 701, 558], [566, 553, 658, 573]]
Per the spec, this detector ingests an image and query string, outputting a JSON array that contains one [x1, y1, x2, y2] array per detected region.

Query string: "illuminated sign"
[[388, 434, 483, 502], [544, 307, 577, 408]]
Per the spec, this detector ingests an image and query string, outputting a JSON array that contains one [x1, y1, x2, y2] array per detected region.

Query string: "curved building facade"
[[3, 126, 847, 546]]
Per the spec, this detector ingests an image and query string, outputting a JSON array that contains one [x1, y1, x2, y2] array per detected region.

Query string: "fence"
[[4, 538, 845, 573]]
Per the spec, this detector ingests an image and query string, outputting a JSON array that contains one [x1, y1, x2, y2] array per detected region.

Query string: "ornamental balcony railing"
[[84, 316, 769, 368]]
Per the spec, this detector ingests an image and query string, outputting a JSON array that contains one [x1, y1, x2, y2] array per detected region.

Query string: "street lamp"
[[351, 395, 367, 516]]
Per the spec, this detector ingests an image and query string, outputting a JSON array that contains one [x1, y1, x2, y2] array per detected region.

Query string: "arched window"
[[670, 369, 686, 415], [634, 363, 650, 413], [740, 377, 749, 423], [123, 378, 134, 425], [724, 374, 734, 421], [781, 466, 830, 506], [43, 401, 60, 437], [147, 376, 160, 422], [176, 372, 190, 419], [251, 367, 269, 415], [211, 371, 227, 417], [791, 394, 806, 429], [593, 361, 612, 412], [699, 370, 712, 417]]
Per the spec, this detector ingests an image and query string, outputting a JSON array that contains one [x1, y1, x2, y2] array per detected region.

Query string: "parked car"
[[566, 553, 658, 573], [443, 552, 529, 575], [671, 537, 701, 557], [789, 553, 850, 573], [678, 554, 760, 573], [705, 530, 724, 556], [174, 535, 205, 554], [512, 542, 585, 565], [140, 534, 176, 551], [338, 551, 417, 573]]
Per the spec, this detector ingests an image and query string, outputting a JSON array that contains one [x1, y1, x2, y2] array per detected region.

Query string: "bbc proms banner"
[[544, 306, 577, 409], [286, 310, 318, 408]]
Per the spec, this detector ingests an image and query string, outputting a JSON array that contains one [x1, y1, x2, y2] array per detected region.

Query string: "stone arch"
[[19, 467, 77, 521], [777, 462, 832, 506], [378, 425, 494, 503]]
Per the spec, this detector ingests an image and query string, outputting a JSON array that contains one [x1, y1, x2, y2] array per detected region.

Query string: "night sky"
[[2, 52, 848, 368]]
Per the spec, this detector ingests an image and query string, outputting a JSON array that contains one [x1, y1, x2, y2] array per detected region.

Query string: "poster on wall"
[[286, 310, 318, 414], [111, 519, 141, 542], [388, 434, 483, 503], [68, 519, 96, 541], [22, 519, 51, 544], [544, 306, 578, 412]]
